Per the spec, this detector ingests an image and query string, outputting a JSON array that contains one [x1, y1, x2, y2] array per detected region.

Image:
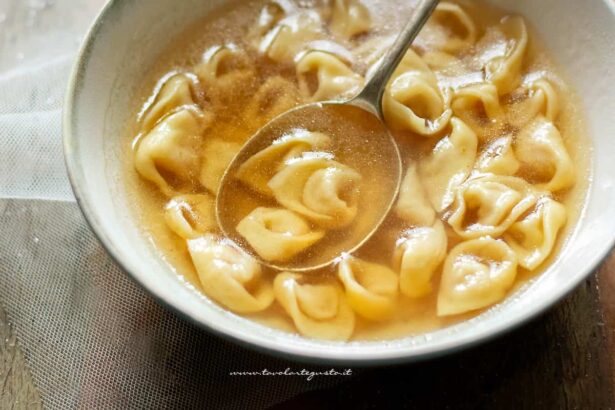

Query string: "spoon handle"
[[352, 0, 440, 118]]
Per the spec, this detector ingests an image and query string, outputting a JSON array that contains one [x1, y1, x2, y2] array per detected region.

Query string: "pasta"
[[200, 138, 242, 195], [236, 207, 325, 262], [188, 235, 274, 313], [195, 45, 255, 107], [140, 73, 200, 132], [324, 0, 372, 39], [258, 10, 324, 64], [296, 50, 363, 102], [504, 198, 567, 270], [448, 174, 538, 239], [129, 1, 586, 342], [243, 76, 302, 122], [507, 76, 560, 129], [236, 129, 331, 195], [382, 49, 453, 135], [514, 117, 575, 192], [451, 82, 504, 140], [474, 136, 520, 176], [337, 256, 398, 321], [274, 273, 355, 340], [249, 0, 297, 40], [393, 220, 447, 298], [134, 108, 206, 196], [418, 117, 478, 211], [268, 154, 362, 229], [482, 16, 528, 95], [437, 237, 518, 316], [428, 2, 477, 52], [395, 162, 436, 227], [164, 194, 216, 239]]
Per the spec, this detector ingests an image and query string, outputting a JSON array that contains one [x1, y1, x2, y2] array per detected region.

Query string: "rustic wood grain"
[[599, 251, 615, 405], [274, 268, 615, 409]]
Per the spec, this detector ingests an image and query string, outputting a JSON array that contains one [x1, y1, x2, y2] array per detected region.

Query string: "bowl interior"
[[64, 0, 615, 363]]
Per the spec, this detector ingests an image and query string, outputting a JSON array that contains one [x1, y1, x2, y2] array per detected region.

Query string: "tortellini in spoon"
[[337, 256, 398, 321], [437, 237, 518, 316], [274, 273, 355, 340], [235, 129, 332, 195], [268, 154, 362, 229], [236, 207, 325, 262], [188, 235, 274, 313]]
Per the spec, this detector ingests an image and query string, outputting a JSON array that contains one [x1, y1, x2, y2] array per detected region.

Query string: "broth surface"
[[124, 0, 591, 341]]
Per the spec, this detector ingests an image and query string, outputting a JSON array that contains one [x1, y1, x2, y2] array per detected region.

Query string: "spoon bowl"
[[216, 102, 402, 272], [216, 0, 440, 271]]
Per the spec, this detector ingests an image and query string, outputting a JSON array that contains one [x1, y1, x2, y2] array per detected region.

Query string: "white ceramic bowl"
[[64, 0, 615, 364]]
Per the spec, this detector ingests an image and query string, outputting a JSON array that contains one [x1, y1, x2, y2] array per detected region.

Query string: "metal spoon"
[[217, 0, 440, 272]]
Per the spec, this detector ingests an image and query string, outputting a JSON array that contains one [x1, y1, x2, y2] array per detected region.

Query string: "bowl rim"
[[63, 0, 615, 364]]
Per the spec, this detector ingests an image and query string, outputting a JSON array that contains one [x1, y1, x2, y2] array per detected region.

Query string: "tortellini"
[[249, 0, 297, 40], [418, 117, 478, 211], [164, 194, 216, 239], [482, 16, 528, 95], [236, 207, 325, 262], [428, 2, 478, 52], [236, 129, 331, 195], [243, 76, 302, 122], [393, 220, 447, 298], [451, 82, 504, 139], [268, 154, 362, 229], [447, 174, 538, 239], [196, 43, 254, 87], [507, 76, 560, 129], [296, 50, 363, 102], [323, 0, 372, 39], [395, 162, 436, 227], [274, 273, 355, 340], [504, 198, 567, 270], [514, 117, 575, 192], [134, 109, 206, 196], [200, 138, 242, 195], [437, 237, 518, 316], [474, 136, 520, 176], [140, 73, 200, 132], [196, 44, 254, 100], [259, 10, 324, 64], [337, 256, 398, 321], [188, 235, 274, 313], [382, 49, 453, 135]]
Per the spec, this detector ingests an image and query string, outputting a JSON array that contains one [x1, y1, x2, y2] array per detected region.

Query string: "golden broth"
[[123, 0, 591, 341]]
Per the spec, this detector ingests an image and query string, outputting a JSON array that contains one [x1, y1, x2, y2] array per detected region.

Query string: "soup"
[[125, 0, 591, 341]]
